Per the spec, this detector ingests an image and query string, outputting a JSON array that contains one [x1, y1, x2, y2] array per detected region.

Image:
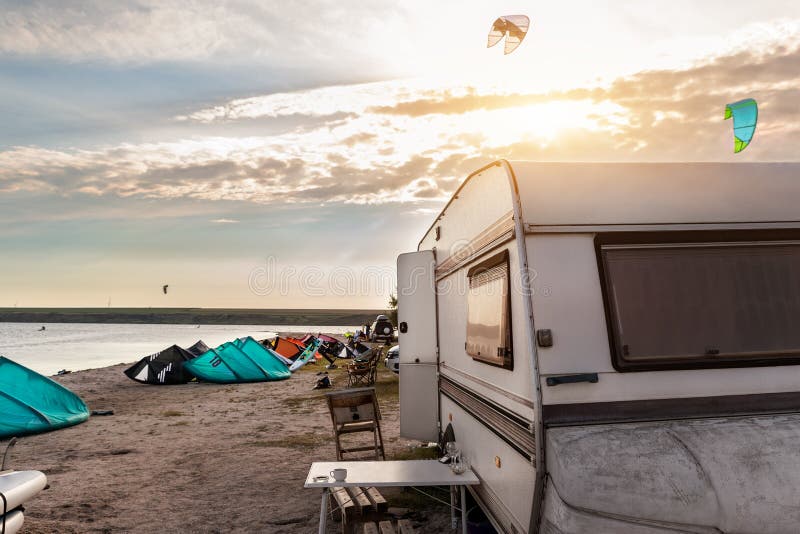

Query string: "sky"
[[1, 0, 800, 309]]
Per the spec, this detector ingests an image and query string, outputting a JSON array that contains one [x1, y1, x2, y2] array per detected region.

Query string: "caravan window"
[[466, 250, 513, 369], [598, 231, 800, 371]]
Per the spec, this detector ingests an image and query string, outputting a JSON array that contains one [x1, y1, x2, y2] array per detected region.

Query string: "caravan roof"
[[422, 161, 800, 248], [512, 162, 800, 226]]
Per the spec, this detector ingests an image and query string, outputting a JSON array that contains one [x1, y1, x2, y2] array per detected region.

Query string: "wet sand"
[[10, 348, 450, 533]]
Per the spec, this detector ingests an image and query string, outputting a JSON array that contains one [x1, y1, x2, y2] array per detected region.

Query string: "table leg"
[[460, 486, 467, 534], [319, 488, 328, 534], [451, 485, 458, 530]]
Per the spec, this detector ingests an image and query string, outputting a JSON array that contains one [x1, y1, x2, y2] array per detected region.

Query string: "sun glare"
[[451, 100, 627, 148]]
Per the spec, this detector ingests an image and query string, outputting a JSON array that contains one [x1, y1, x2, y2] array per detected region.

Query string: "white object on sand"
[[0, 470, 47, 511], [0, 509, 24, 534]]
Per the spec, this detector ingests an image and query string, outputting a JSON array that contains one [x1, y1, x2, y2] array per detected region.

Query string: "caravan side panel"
[[422, 163, 539, 533]]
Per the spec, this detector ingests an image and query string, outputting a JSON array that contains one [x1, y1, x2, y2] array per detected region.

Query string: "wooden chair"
[[326, 387, 385, 460]]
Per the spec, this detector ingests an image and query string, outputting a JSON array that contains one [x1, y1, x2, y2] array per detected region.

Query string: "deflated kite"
[[724, 98, 758, 153], [487, 15, 530, 55]]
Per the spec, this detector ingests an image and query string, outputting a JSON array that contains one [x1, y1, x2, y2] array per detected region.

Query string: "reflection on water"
[[0, 323, 357, 376]]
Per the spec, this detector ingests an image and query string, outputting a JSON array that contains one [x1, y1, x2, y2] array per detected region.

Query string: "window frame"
[[595, 229, 800, 372], [465, 249, 514, 370]]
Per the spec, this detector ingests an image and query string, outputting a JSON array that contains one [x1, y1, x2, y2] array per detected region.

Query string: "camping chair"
[[363, 345, 386, 386], [347, 348, 378, 388], [326, 387, 385, 461]]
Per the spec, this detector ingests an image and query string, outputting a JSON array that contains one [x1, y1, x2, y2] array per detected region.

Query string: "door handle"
[[546, 373, 599, 387]]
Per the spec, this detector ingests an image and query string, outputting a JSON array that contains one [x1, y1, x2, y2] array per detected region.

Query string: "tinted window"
[[600, 236, 800, 370]]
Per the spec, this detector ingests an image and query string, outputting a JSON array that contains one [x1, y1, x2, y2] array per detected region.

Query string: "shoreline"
[[0, 308, 387, 326], [0, 324, 298, 377]]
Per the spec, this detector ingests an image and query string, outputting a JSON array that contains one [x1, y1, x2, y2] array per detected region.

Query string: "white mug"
[[330, 468, 347, 481]]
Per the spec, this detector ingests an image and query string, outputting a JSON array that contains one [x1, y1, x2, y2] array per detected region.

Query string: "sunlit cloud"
[[176, 80, 459, 122], [2, 40, 799, 211]]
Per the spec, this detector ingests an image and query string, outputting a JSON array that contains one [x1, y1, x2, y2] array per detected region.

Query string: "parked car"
[[384, 345, 399, 373], [370, 314, 394, 342]]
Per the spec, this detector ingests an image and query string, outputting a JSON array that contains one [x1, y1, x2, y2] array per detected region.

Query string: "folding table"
[[305, 460, 480, 534]]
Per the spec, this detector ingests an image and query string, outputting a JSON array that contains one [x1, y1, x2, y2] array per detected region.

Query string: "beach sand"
[[11, 349, 452, 533]]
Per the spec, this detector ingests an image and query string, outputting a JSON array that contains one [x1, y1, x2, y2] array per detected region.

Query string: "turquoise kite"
[[184, 337, 291, 383], [0, 356, 89, 438], [724, 98, 758, 153]]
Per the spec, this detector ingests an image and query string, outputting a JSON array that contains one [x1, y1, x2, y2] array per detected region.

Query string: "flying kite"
[[724, 98, 758, 153], [162, 285, 169, 295], [487, 15, 530, 55]]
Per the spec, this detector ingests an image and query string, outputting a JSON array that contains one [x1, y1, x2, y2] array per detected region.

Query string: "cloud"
[[176, 80, 457, 122], [211, 218, 239, 224], [0, 1, 231, 62], [0, 0, 412, 66], [367, 42, 800, 160], [2, 41, 799, 210], [0, 134, 456, 205]]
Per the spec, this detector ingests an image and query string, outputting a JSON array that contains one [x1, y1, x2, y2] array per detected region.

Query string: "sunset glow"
[[1, 1, 799, 307]]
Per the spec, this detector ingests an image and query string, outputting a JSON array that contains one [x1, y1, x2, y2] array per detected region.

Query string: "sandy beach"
[[9, 344, 450, 533]]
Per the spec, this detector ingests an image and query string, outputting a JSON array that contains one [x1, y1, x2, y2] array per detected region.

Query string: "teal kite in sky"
[[724, 98, 758, 153]]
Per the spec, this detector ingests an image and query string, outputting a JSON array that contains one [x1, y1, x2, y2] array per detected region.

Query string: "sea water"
[[0, 323, 358, 376]]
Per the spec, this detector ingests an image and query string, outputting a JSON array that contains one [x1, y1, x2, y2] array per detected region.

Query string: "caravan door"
[[397, 250, 438, 442]]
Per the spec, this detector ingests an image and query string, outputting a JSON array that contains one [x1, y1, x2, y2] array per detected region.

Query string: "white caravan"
[[397, 161, 800, 534]]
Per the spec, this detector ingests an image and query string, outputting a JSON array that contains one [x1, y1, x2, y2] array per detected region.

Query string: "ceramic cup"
[[330, 468, 347, 481]]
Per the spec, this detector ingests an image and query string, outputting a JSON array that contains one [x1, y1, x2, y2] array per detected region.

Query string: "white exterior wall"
[[437, 241, 535, 417], [419, 162, 512, 262], [419, 162, 535, 415], [418, 161, 538, 531], [441, 395, 534, 533], [527, 233, 614, 378]]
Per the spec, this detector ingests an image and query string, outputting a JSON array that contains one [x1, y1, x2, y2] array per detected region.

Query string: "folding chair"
[[326, 387, 385, 460], [347, 349, 378, 388], [368, 345, 387, 385]]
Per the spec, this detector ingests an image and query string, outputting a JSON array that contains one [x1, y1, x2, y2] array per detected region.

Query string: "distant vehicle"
[[370, 315, 395, 342], [384, 345, 399, 374]]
